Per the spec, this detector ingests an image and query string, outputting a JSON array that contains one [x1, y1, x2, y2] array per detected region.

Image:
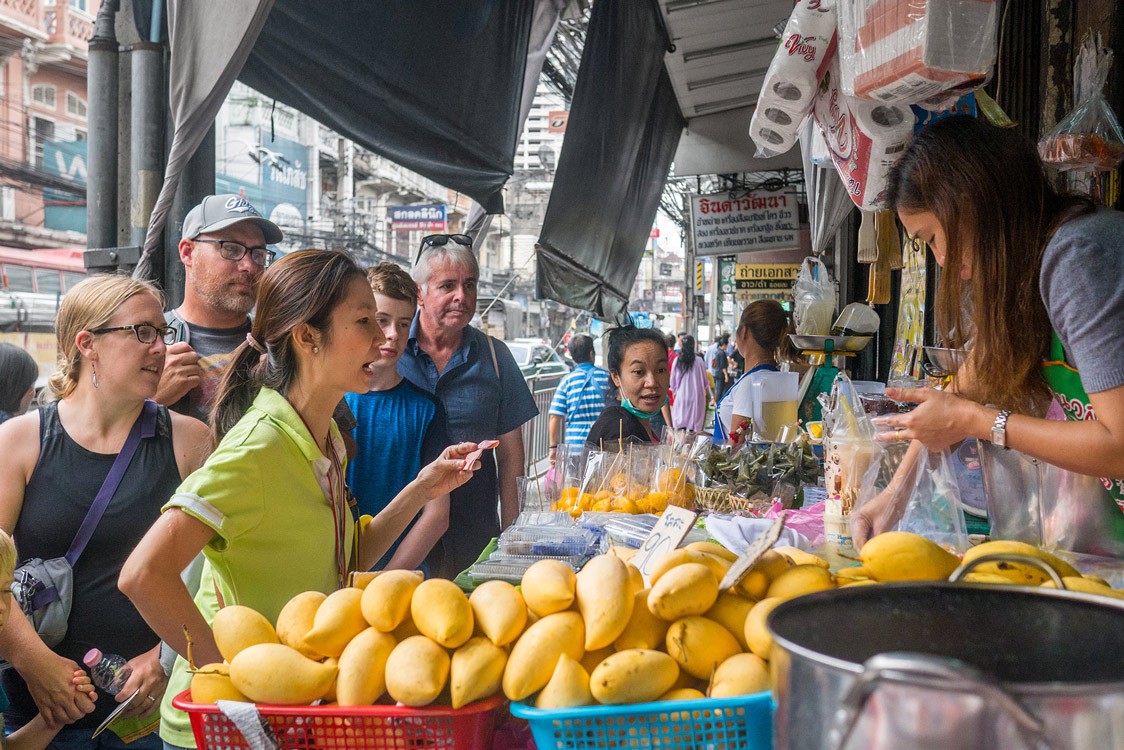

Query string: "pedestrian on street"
[[548, 333, 610, 460], [397, 235, 538, 580], [0, 343, 37, 426], [670, 334, 711, 433]]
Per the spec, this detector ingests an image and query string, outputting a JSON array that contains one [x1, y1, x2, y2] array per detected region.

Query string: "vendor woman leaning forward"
[[119, 250, 480, 750], [854, 117, 1124, 547]]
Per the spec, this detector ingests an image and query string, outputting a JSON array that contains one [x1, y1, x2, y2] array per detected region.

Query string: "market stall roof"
[[135, 0, 800, 317], [536, 0, 799, 318]]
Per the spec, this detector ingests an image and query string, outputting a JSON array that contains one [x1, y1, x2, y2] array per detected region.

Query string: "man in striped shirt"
[[548, 334, 610, 462]]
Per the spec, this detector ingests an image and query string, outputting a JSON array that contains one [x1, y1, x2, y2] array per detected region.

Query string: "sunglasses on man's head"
[[415, 234, 473, 264]]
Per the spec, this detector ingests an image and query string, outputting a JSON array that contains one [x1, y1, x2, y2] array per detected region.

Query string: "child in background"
[[345, 263, 450, 574], [0, 530, 97, 750]]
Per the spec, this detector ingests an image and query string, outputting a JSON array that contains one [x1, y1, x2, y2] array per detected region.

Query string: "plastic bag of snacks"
[[1038, 42, 1124, 172]]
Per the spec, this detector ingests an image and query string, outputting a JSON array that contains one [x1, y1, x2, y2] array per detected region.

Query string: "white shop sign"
[[690, 187, 799, 257]]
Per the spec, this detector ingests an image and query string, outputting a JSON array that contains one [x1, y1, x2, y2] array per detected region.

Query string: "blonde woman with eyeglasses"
[[0, 275, 212, 748]]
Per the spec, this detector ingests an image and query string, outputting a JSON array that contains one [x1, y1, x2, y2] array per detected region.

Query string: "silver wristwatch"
[[991, 409, 1012, 449]]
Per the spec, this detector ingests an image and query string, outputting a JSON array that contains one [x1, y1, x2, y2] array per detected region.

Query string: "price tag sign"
[[634, 506, 700, 586], [719, 516, 786, 591]]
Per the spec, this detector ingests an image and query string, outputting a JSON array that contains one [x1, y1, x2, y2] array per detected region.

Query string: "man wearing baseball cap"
[[155, 194, 283, 422]]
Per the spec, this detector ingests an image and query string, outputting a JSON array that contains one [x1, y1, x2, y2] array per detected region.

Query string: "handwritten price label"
[[719, 516, 787, 591], [634, 505, 700, 587]]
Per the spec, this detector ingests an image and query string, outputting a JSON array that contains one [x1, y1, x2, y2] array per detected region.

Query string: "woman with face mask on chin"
[[585, 326, 671, 448], [853, 117, 1124, 550]]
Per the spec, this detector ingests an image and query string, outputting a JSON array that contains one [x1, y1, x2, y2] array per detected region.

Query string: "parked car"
[[505, 339, 572, 389]]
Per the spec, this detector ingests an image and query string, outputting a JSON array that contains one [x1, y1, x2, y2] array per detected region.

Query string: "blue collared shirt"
[[397, 316, 538, 578]]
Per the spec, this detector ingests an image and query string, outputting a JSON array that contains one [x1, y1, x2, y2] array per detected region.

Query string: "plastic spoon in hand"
[[462, 439, 500, 470]]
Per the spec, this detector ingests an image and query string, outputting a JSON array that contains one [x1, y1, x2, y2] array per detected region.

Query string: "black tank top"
[[4, 402, 182, 730]]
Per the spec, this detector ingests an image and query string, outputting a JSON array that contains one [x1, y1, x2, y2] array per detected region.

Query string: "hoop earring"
[[91, 362, 99, 389]]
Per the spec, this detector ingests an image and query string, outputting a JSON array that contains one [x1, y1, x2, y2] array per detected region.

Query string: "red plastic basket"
[[172, 690, 504, 749]]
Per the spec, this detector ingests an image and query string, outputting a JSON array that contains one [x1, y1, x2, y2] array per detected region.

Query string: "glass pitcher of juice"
[[751, 371, 800, 442]]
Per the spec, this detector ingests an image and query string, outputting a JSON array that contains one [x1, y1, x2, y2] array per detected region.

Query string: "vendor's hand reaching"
[[415, 443, 482, 499], [117, 649, 167, 719], [873, 388, 989, 453], [851, 484, 908, 550]]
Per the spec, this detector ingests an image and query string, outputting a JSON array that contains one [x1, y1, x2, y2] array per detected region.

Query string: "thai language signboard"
[[689, 187, 799, 257], [390, 204, 447, 231]]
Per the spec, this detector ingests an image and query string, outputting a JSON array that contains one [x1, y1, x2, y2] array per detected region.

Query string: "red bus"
[[0, 247, 87, 331]]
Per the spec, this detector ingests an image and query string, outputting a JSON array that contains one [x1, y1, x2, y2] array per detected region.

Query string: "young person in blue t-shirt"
[[345, 263, 449, 574]]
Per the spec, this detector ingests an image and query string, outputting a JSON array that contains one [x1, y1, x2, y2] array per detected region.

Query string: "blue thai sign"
[[42, 140, 87, 233], [389, 204, 447, 231]]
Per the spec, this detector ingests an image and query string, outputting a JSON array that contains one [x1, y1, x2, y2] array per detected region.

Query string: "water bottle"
[[83, 648, 131, 695]]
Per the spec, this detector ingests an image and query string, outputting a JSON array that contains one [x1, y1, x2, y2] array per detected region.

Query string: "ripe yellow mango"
[[708, 653, 769, 697], [659, 687, 706, 701], [648, 563, 719, 621], [212, 605, 279, 663], [521, 559, 577, 617], [190, 662, 248, 703], [860, 531, 960, 582], [335, 627, 395, 706], [773, 546, 830, 569], [961, 540, 1080, 585], [275, 591, 326, 660], [835, 566, 873, 582], [360, 570, 423, 632], [303, 587, 368, 658], [392, 614, 421, 642], [686, 541, 738, 563], [961, 572, 1018, 584], [649, 548, 729, 586], [1042, 576, 1124, 600], [502, 611, 585, 701], [229, 643, 337, 705], [411, 579, 474, 649], [665, 616, 741, 680], [589, 649, 680, 705], [469, 580, 527, 647], [735, 550, 793, 600], [765, 564, 836, 600], [385, 636, 450, 707], [706, 592, 754, 650], [450, 636, 507, 709], [535, 654, 593, 709], [321, 658, 339, 702], [614, 589, 670, 650], [745, 597, 784, 659], [580, 646, 614, 675], [625, 564, 644, 596], [576, 554, 634, 650]]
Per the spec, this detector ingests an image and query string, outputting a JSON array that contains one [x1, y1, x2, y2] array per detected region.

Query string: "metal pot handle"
[[948, 552, 1066, 589], [829, 652, 1053, 750]]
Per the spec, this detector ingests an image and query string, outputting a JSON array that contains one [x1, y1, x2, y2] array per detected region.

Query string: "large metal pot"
[[769, 583, 1124, 750]]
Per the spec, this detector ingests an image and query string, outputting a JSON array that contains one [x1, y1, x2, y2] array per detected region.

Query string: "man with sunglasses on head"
[[399, 234, 538, 580], [156, 195, 282, 422]]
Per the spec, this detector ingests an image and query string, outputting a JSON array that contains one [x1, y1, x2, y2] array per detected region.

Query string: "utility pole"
[[335, 137, 354, 244], [86, 0, 119, 255]]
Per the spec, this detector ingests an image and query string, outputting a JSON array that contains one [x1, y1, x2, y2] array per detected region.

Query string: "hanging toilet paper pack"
[[837, 0, 999, 107], [749, 0, 839, 156], [813, 56, 915, 210]]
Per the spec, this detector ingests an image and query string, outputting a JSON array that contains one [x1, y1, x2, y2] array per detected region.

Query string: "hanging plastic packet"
[[1038, 41, 1124, 172], [792, 256, 837, 336]]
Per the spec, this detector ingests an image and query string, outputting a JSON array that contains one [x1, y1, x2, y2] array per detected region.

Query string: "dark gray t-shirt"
[[165, 308, 250, 422], [1039, 209, 1124, 394]]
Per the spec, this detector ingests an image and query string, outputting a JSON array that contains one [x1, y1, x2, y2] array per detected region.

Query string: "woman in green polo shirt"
[[119, 250, 480, 749]]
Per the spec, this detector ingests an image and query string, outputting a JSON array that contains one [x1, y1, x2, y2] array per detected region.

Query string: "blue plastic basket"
[[509, 691, 772, 750]]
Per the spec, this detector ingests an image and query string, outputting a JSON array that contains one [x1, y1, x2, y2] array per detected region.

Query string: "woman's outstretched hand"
[[415, 442, 484, 499]]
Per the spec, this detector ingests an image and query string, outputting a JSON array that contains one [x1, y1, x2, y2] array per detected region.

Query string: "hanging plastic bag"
[[1038, 48, 1124, 172], [853, 445, 969, 553], [822, 374, 880, 518], [792, 256, 837, 336]]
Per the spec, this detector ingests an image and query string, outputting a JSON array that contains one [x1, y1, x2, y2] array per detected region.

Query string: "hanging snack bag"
[[1038, 50, 1124, 172]]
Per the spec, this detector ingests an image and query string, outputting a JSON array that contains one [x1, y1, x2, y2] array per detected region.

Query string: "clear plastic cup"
[[751, 371, 800, 442]]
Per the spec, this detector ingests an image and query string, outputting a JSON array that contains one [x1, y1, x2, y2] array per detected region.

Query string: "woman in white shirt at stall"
[[713, 300, 795, 444]]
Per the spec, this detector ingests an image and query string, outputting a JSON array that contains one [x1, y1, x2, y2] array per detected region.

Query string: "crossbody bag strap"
[[64, 400, 157, 566], [486, 334, 500, 380]]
